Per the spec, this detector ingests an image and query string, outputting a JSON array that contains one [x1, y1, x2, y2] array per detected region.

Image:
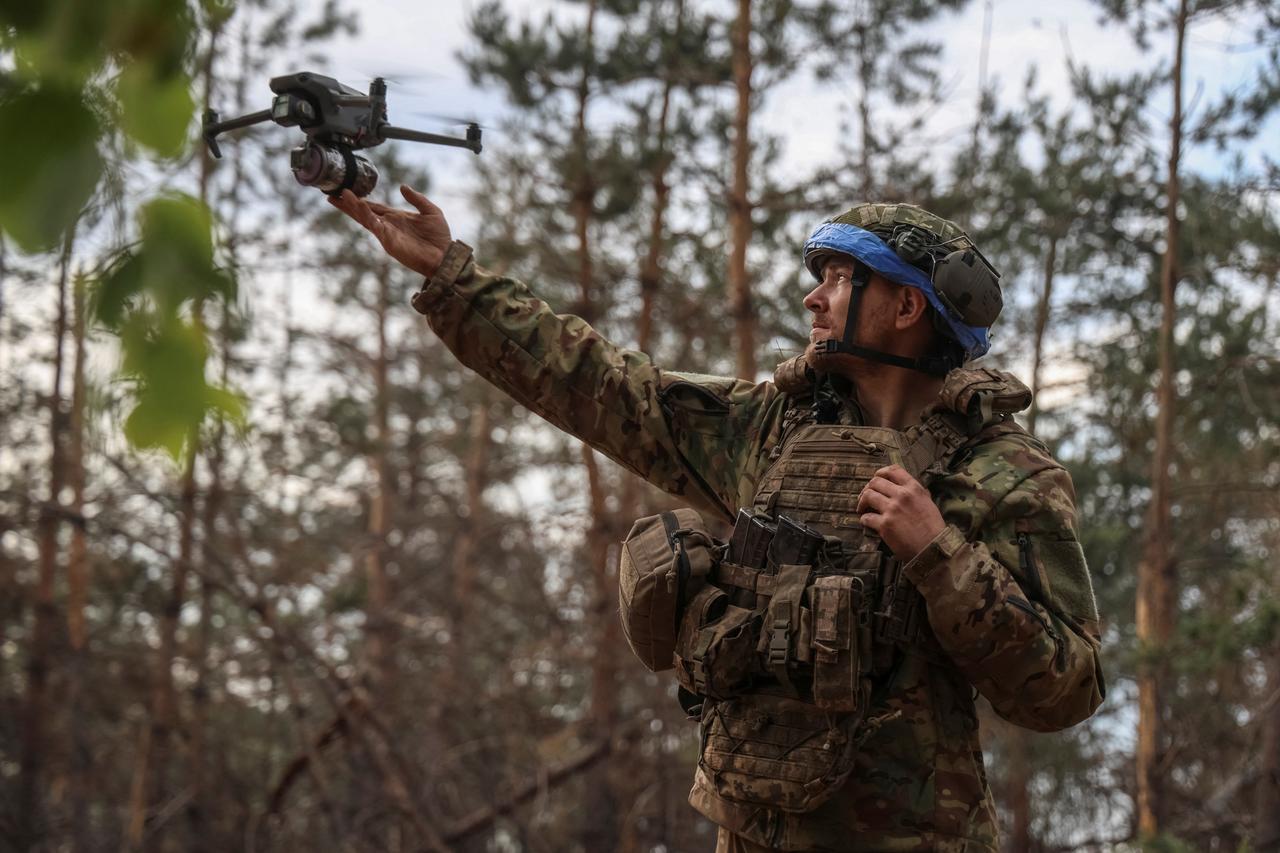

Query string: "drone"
[[202, 71, 482, 197]]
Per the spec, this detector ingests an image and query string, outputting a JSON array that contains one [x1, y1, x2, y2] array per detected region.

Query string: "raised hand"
[[328, 184, 453, 279]]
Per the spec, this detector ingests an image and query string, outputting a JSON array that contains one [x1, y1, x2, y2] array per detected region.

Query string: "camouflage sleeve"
[[903, 464, 1105, 732], [409, 249, 783, 522]]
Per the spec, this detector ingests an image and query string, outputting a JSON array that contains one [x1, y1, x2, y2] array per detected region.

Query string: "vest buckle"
[[767, 618, 790, 667]]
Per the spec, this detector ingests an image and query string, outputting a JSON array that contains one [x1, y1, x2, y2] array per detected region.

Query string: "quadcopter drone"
[[202, 71, 482, 197]]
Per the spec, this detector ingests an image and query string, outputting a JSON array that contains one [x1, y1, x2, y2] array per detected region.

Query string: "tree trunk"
[[140, 26, 225, 847], [140, 426, 199, 852], [442, 395, 493, 718], [728, 0, 755, 379], [571, 0, 599, 325], [636, 1, 680, 357], [125, 722, 153, 850], [1255, 645, 1280, 851], [856, 23, 875, 198], [1026, 235, 1058, 430], [625, 0, 682, 521], [568, 2, 623, 846], [19, 223, 76, 849], [66, 269, 92, 851], [996, 233, 1058, 853], [1004, 722, 1033, 853], [366, 264, 395, 690], [187, 27, 224, 849], [1136, 0, 1187, 839], [451, 398, 492, 650]]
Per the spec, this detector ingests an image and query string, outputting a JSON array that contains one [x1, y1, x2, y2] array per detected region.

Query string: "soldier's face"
[[803, 255, 899, 358]]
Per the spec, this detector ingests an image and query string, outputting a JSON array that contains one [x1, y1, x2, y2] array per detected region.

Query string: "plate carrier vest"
[[625, 361, 1032, 814]]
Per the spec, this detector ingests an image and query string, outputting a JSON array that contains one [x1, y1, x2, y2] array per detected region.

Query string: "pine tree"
[[1087, 0, 1280, 841]]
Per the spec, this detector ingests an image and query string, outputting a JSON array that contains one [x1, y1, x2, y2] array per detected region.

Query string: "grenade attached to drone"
[[202, 72, 481, 197], [289, 142, 379, 196]]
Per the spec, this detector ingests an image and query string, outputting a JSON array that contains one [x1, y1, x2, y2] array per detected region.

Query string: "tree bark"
[[572, 0, 599, 326], [567, 3, 623, 847], [997, 233, 1059, 853], [451, 398, 492, 657], [1255, 646, 1280, 851], [365, 263, 395, 690], [19, 223, 76, 849], [66, 270, 88, 654], [856, 21, 875, 198], [141, 25, 225, 846], [728, 0, 755, 379], [1005, 721, 1033, 853], [1136, 0, 1187, 839], [636, 1, 680, 357], [125, 722, 153, 850], [141, 412, 199, 853], [187, 26, 225, 849], [1026, 235, 1058, 430], [66, 269, 92, 851], [625, 0, 683, 521]]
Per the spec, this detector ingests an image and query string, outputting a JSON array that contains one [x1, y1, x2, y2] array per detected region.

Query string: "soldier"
[[330, 185, 1105, 852]]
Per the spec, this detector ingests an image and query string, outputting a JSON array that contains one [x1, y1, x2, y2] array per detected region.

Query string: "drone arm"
[[379, 124, 482, 155], [202, 108, 274, 159]]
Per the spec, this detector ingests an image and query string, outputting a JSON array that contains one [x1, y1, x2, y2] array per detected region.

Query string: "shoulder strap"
[[900, 368, 1032, 481]]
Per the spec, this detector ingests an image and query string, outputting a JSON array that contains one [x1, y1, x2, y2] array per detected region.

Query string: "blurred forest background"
[[1, 0, 1279, 850]]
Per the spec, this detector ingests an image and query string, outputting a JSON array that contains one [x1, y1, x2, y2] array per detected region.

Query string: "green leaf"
[[116, 61, 194, 157], [140, 194, 214, 267], [0, 85, 102, 252], [94, 251, 146, 329], [138, 193, 217, 312], [123, 392, 193, 460], [113, 312, 246, 462], [109, 0, 195, 77], [2, 0, 113, 84], [205, 384, 246, 424]]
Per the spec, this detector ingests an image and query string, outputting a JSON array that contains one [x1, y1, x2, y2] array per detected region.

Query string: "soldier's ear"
[[895, 286, 931, 330]]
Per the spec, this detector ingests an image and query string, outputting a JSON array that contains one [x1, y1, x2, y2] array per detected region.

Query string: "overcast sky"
[[272, 0, 1280, 240]]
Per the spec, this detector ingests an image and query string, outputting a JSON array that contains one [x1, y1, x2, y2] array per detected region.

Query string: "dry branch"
[[442, 736, 612, 844]]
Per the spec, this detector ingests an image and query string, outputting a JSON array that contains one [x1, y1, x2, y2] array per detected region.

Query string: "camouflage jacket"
[[411, 247, 1106, 852]]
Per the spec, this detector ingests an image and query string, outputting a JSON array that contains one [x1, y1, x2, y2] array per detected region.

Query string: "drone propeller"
[[411, 111, 488, 128], [344, 63, 448, 88], [402, 111, 494, 138]]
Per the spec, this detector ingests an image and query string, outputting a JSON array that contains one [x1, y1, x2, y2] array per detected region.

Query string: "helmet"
[[802, 203, 1003, 373]]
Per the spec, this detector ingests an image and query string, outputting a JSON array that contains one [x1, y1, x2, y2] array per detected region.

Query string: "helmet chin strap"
[[817, 265, 957, 378]]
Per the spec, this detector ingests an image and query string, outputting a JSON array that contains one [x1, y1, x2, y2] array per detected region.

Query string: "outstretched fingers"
[[364, 200, 399, 217], [400, 184, 442, 217], [329, 190, 385, 237]]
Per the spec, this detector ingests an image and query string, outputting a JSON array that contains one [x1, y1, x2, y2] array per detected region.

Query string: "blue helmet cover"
[[803, 221, 990, 360]]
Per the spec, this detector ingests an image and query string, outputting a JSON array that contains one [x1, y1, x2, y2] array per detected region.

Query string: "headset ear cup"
[[933, 249, 1003, 327]]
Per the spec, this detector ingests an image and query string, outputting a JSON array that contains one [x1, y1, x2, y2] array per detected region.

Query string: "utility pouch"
[[758, 563, 811, 694], [874, 555, 924, 647], [938, 367, 1032, 429], [698, 692, 863, 813], [674, 587, 761, 699], [618, 508, 718, 672], [809, 575, 872, 714]]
